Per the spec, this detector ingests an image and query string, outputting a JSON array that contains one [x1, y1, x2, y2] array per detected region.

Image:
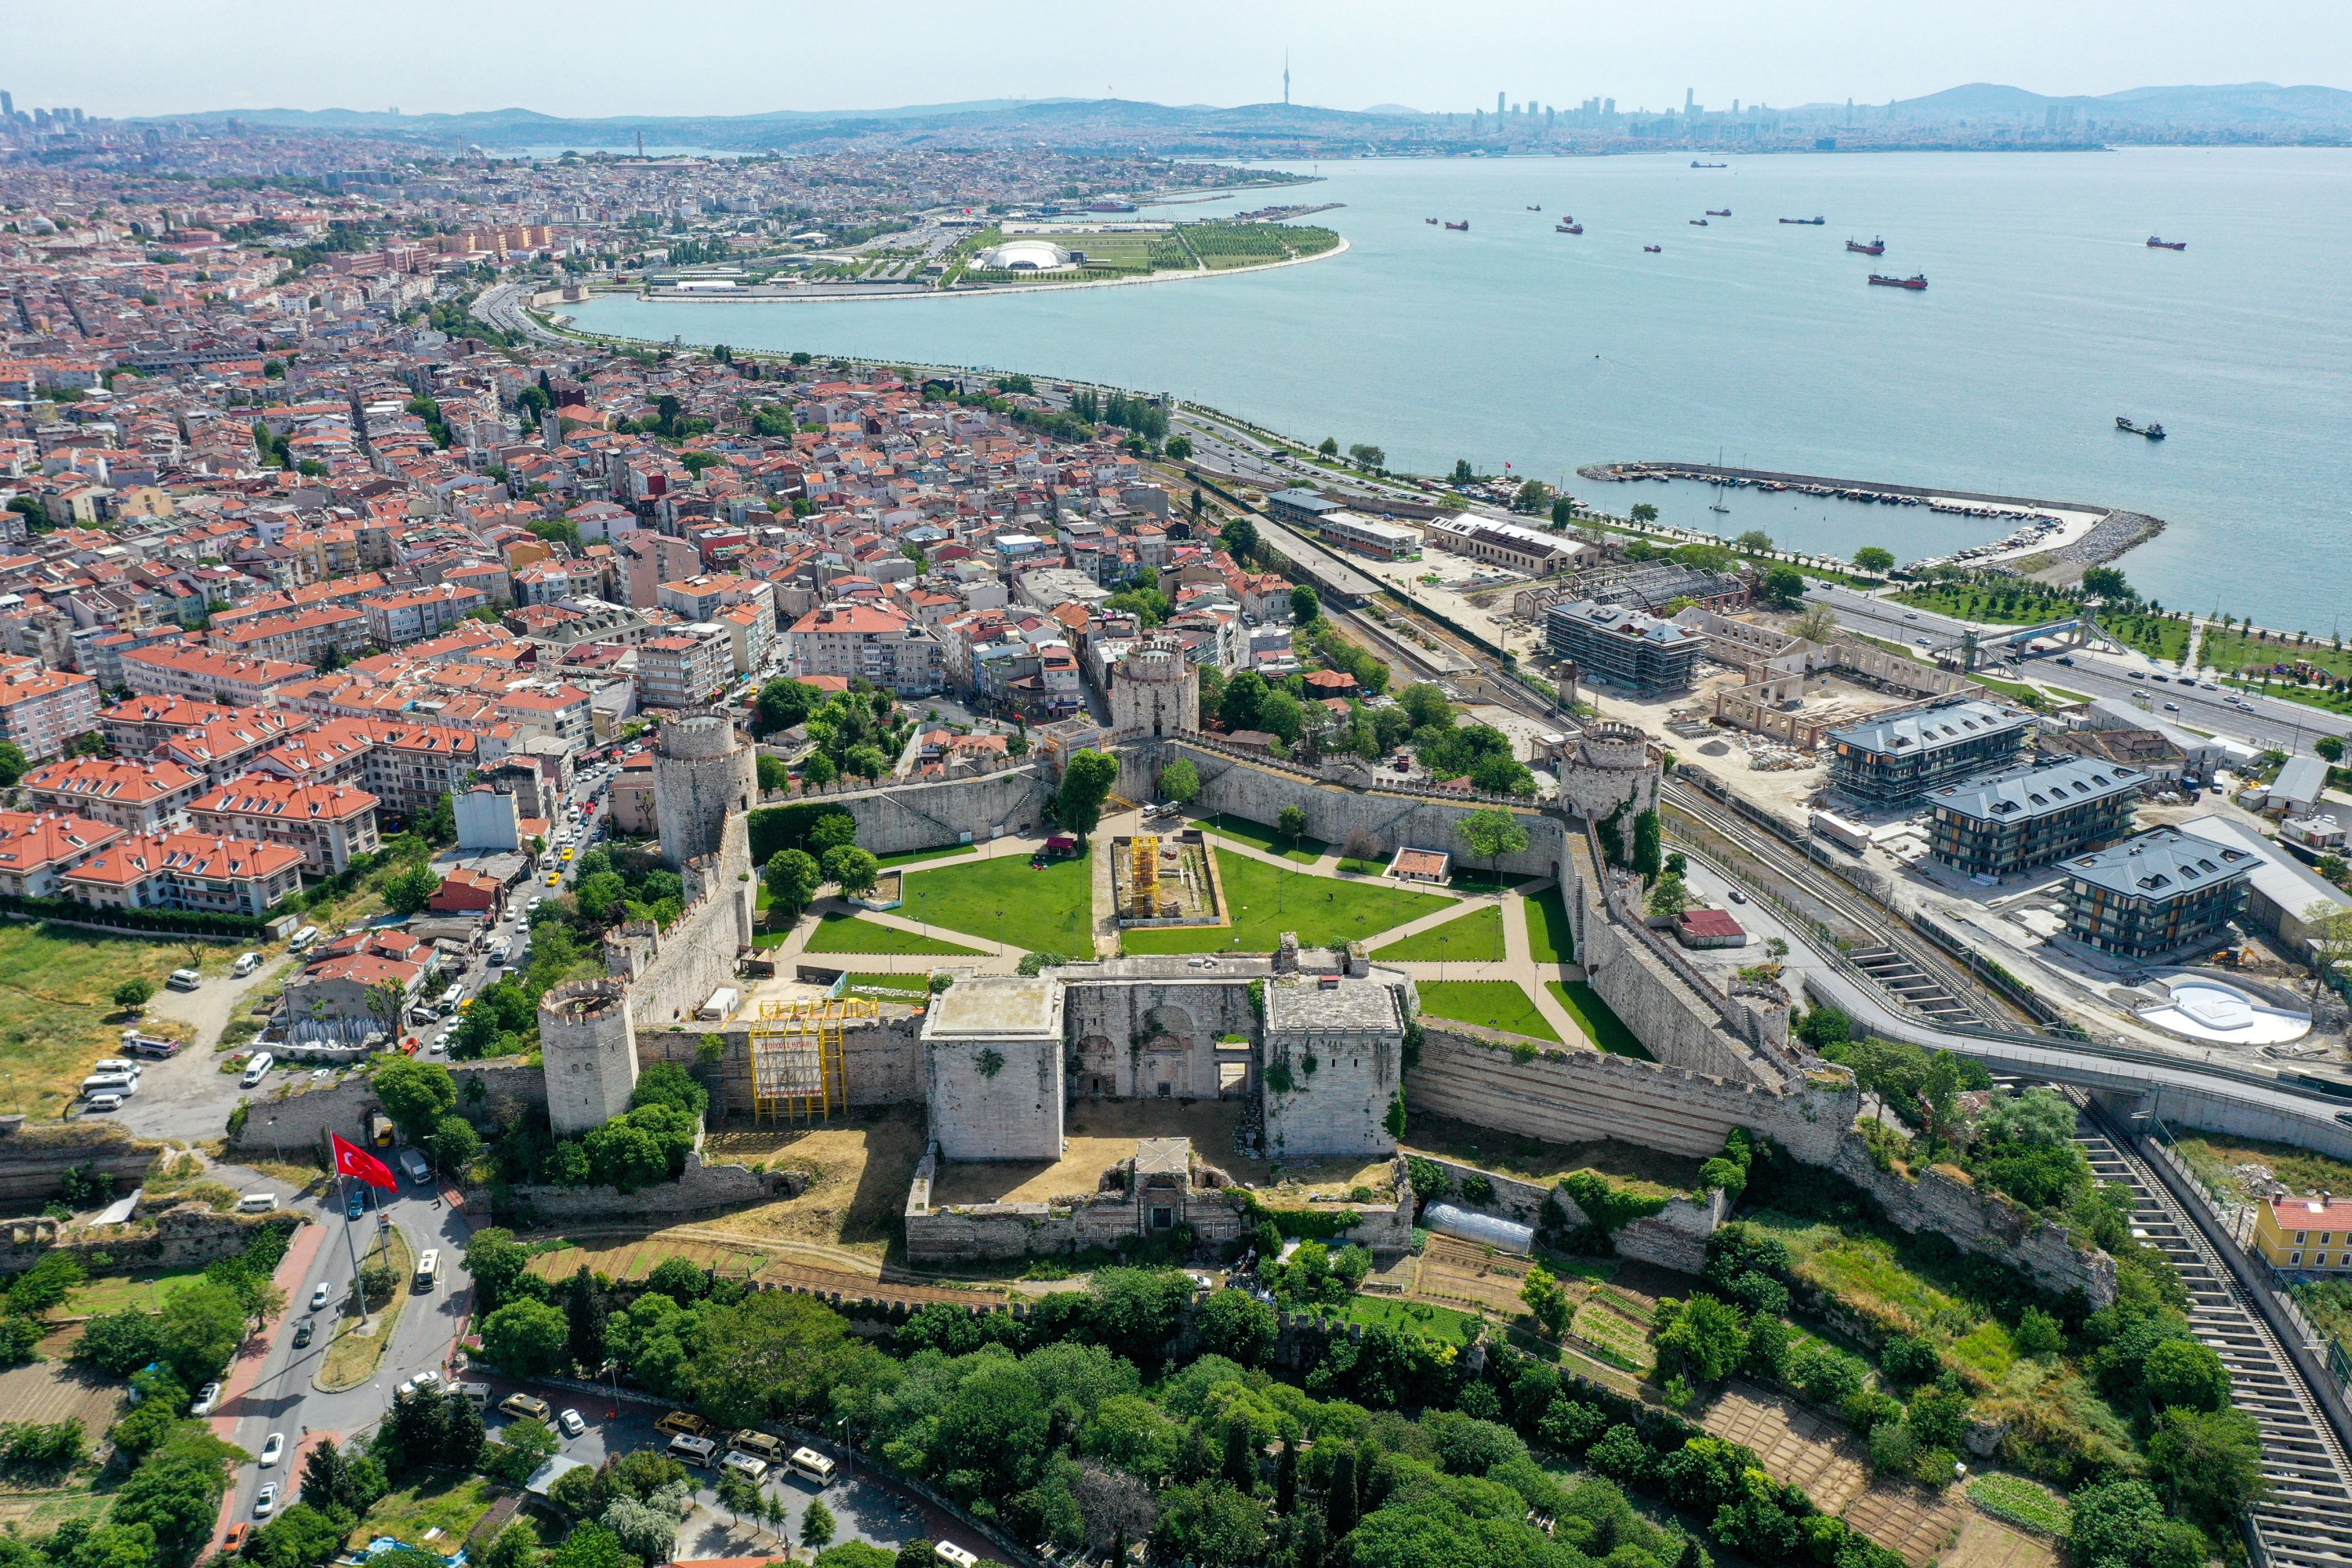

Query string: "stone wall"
[[1406, 1145, 1725, 1272], [904, 1147, 1253, 1265], [811, 768, 1054, 856], [1828, 1134, 2118, 1308], [228, 1061, 547, 1156], [1406, 1027, 1857, 1162], [636, 1014, 926, 1120], [1163, 739, 1569, 878], [1061, 974, 1257, 1102], [0, 1118, 159, 1203], [0, 1203, 298, 1276], [482, 1146, 795, 1225], [620, 815, 756, 1029]]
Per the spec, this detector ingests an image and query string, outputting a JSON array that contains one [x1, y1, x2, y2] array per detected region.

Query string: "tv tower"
[[1283, 52, 1290, 107]]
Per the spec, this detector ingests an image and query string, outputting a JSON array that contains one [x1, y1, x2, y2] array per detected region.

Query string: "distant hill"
[[1885, 80, 2352, 126]]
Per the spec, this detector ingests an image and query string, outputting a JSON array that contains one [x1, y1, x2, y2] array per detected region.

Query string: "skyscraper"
[[1497, 91, 1506, 115]]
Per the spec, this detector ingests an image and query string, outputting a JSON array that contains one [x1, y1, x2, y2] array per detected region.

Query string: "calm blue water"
[[572, 149, 2352, 634]]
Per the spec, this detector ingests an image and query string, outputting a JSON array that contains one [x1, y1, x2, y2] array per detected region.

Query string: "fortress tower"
[[1110, 633, 1198, 739], [539, 978, 639, 1134], [653, 708, 757, 871]]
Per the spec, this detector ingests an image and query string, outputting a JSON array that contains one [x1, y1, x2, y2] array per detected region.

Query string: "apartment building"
[[348, 720, 484, 818], [189, 776, 383, 875], [0, 811, 124, 898], [787, 602, 944, 695], [1544, 600, 1703, 696], [2060, 826, 2261, 961], [637, 625, 735, 710], [122, 643, 313, 708], [97, 695, 253, 757], [1827, 699, 2036, 808], [155, 711, 317, 785], [1926, 757, 2145, 878], [0, 655, 100, 762], [209, 604, 371, 666], [362, 583, 489, 646], [2254, 1194, 2352, 1273], [59, 829, 307, 917], [24, 755, 208, 833]]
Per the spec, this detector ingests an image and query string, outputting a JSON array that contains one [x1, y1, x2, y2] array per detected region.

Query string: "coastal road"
[[1803, 583, 2352, 755]]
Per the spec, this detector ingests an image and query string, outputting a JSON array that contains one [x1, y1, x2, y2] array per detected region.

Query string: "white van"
[[667, 1433, 717, 1465], [487, 939, 510, 967], [288, 926, 319, 953], [240, 1052, 274, 1088], [166, 968, 203, 992], [233, 952, 263, 978], [236, 1192, 278, 1213], [81, 1073, 136, 1098], [935, 1544, 980, 1568], [456, 1382, 493, 1410], [397, 1148, 431, 1185], [789, 1447, 837, 1486], [720, 1451, 769, 1482], [437, 983, 465, 1017], [91, 1058, 140, 1080], [84, 1092, 124, 1114]]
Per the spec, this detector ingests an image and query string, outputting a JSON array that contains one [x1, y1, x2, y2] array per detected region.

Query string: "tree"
[[1759, 564, 1806, 608], [374, 1057, 457, 1141], [1056, 750, 1120, 843], [428, 1114, 482, 1174], [113, 978, 154, 1014], [383, 862, 440, 917], [2303, 899, 2352, 999], [1160, 757, 1201, 807], [755, 678, 821, 734], [1628, 502, 1659, 524], [2143, 1338, 2230, 1412], [1165, 435, 1194, 461], [0, 742, 27, 786], [1458, 808, 1530, 883], [1791, 604, 1839, 642], [822, 845, 880, 897], [158, 1279, 249, 1386], [601, 1498, 678, 1566], [1275, 804, 1309, 844], [764, 849, 822, 920], [1317, 437, 1339, 456], [2081, 566, 2133, 602], [479, 1298, 571, 1376], [1290, 584, 1319, 624], [1655, 1294, 1748, 1384], [1851, 546, 1896, 575], [1221, 516, 1259, 564], [1520, 1265, 1571, 1338], [2070, 1479, 2209, 1568], [2147, 1406, 2267, 1534], [1347, 443, 1385, 470], [1644, 873, 1693, 921], [1194, 1289, 1277, 1367], [2319, 735, 2346, 763], [756, 753, 790, 793]]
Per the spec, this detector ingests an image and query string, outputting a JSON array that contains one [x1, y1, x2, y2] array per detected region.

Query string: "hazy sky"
[[12, 1, 2350, 119]]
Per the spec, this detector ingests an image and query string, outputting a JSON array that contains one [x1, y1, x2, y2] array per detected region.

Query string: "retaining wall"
[[0, 1120, 159, 1203], [1828, 1134, 2118, 1308], [637, 1014, 925, 1121], [228, 1060, 548, 1156], [0, 1203, 297, 1276], [485, 1147, 797, 1225], [808, 768, 1054, 856]]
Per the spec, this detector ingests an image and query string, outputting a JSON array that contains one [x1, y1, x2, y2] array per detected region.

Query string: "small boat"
[[1690, 160, 1727, 169], [1526, 205, 1541, 212], [2115, 416, 2169, 440], [1868, 273, 1928, 289], [1643, 245, 1662, 253], [1444, 220, 1469, 231], [1706, 209, 1731, 217], [1846, 237, 1886, 255], [2147, 236, 2187, 250], [1425, 217, 1439, 225], [1555, 223, 1584, 234], [1779, 216, 1826, 225], [1689, 218, 1709, 227]]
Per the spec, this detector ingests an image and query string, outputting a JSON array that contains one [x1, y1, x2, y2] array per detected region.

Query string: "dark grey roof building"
[[2060, 826, 2261, 960], [1827, 698, 2035, 806], [1927, 756, 2144, 877]]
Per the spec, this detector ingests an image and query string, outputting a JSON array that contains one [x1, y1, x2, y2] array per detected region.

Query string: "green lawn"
[[1526, 887, 1576, 964], [873, 842, 978, 869], [797, 915, 987, 956], [1376, 906, 1505, 962], [1196, 813, 1325, 864], [350, 1475, 501, 1552], [898, 852, 1098, 955], [1330, 1294, 1489, 1343], [66, 1269, 209, 1317], [0, 921, 231, 1116], [1123, 848, 1454, 954], [1965, 1473, 2071, 1537], [1544, 981, 1650, 1059], [1417, 981, 1560, 1043]]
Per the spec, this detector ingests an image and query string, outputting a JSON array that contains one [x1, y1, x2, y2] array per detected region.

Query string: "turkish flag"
[[332, 1134, 398, 1191]]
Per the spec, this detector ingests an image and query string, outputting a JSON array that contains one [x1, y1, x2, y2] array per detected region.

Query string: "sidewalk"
[[206, 1214, 331, 1549]]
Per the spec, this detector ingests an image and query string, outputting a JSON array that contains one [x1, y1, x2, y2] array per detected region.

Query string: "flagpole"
[[339, 1170, 368, 1318]]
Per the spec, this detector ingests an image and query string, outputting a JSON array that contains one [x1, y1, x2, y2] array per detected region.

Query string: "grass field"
[[1375, 906, 1505, 962], [1197, 813, 1325, 863], [1545, 981, 1650, 1059], [0, 921, 227, 1116], [350, 1475, 501, 1553], [1965, 1473, 2071, 1537], [1404, 1115, 1704, 1198], [873, 843, 978, 869], [1756, 1210, 2020, 1385], [2176, 1131, 2352, 1207], [1331, 1294, 1489, 1342], [898, 853, 1097, 954], [1525, 887, 1576, 964], [797, 915, 986, 956], [524, 1234, 766, 1286], [1416, 981, 1560, 1043], [1124, 848, 1454, 954], [64, 1268, 209, 1317]]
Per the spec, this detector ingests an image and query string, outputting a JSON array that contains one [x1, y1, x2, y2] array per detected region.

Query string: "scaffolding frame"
[[1128, 833, 1161, 921], [747, 996, 874, 1124]]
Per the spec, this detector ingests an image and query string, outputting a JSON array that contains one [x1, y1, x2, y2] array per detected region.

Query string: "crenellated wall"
[[0, 1118, 158, 1203], [806, 768, 1054, 856]]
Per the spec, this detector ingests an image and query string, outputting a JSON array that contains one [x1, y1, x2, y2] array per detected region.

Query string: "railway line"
[[2074, 1107, 2352, 1568]]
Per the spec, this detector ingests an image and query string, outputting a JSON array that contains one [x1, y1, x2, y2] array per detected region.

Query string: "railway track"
[[2073, 1108, 2352, 1566]]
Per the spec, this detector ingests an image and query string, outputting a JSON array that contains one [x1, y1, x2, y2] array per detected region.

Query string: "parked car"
[[558, 1409, 587, 1438], [308, 1283, 330, 1312], [259, 1433, 285, 1466], [191, 1381, 223, 1416]]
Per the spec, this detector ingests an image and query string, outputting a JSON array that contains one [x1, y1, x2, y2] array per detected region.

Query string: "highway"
[[1803, 581, 2352, 754]]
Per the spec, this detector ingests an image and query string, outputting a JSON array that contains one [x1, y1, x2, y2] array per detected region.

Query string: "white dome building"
[[976, 238, 1076, 272]]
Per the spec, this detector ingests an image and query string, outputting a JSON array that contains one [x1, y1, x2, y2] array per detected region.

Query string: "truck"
[[397, 1148, 431, 1185]]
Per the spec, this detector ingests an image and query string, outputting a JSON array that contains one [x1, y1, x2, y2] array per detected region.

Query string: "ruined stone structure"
[[1109, 634, 1200, 739], [1261, 974, 1405, 1159], [654, 708, 759, 869], [540, 978, 639, 1135], [902, 1135, 1259, 1265]]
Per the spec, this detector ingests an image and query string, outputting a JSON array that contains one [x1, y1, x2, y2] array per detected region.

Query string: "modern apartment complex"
[[1926, 757, 2143, 878], [787, 602, 944, 695], [0, 655, 99, 761], [2059, 826, 2261, 960], [1827, 699, 2035, 807]]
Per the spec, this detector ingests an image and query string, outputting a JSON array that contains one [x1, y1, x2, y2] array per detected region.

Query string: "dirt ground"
[[1929, 1512, 2052, 1568], [525, 1234, 768, 1287], [690, 1106, 928, 1258], [1413, 1236, 1541, 1322], [0, 1331, 128, 1526], [1701, 1381, 1972, 1566], [932, 1100, 1392, 1208], [1404, 1115, 1704, 1197]]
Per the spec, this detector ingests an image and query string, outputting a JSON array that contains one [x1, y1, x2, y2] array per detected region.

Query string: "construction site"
[[1110, 828, 1225, 927]]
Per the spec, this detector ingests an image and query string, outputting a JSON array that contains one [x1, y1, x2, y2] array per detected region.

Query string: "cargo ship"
[[1555, 222, 1584, 234], [1689, 218, 1709, 227], [1643, 245, 1662, 253], [1690, 160, 1727, 169], [1779, 216, 1826, 225], [2115, 416, 2168, 440], [2147, 236, 2187, 250], [1444, 220, 1469, 231], [1846, 237, 1886, 255], [1867, 273, 1928, 290], [1706, 208, 1731, 217]]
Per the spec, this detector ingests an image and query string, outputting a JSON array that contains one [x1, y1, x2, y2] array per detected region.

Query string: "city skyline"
[[9, 0, 2351, 122]]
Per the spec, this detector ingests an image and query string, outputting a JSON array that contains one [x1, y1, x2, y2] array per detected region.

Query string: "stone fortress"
[[499, 648, 2112, 1295]]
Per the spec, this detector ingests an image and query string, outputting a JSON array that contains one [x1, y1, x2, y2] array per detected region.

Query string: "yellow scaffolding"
[[747, 995, 874, 1124], [1128, 834, 1160, 920]]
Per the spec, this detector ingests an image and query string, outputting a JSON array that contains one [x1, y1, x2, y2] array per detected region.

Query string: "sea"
[[568, 147, 2352, 636]]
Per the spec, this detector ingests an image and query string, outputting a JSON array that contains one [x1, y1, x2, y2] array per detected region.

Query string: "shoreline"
[[1579, 459, 2165, 573], [605, 235, 1349, 308]]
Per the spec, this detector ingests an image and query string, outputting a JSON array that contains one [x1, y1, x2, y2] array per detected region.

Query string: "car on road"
[[308, 1283, 330, 1312], [223, 1525, 252, 1555], [2129, 671, 2145, 680], [557, 1408, 587, 1438], [396, 1370, 442, 1397], [1727, 890, 1747, 904], [253, 1484, 278, 1519], [430, 1033, 450, 1054], [546, 873, 561, 886], [259, 1433, 284, 1466], [293, 1319, 314, 1348], [346, 1187, 368, 1220], [2201, 681, 2219, 691], [499, 1394, 551, 1421], [191, 1381, 223, 1416]]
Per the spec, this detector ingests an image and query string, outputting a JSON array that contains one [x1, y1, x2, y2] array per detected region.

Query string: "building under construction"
[[1109, 829, 1225, 928], [746, 993, 875, 1123]]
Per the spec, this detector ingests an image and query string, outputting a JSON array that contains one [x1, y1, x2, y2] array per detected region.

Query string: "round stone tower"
[[539, 978, 638, 1134], [654, 708, 756, 872], [1559, 721, 1660, 824], [1111, 633, 1198, 739]]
